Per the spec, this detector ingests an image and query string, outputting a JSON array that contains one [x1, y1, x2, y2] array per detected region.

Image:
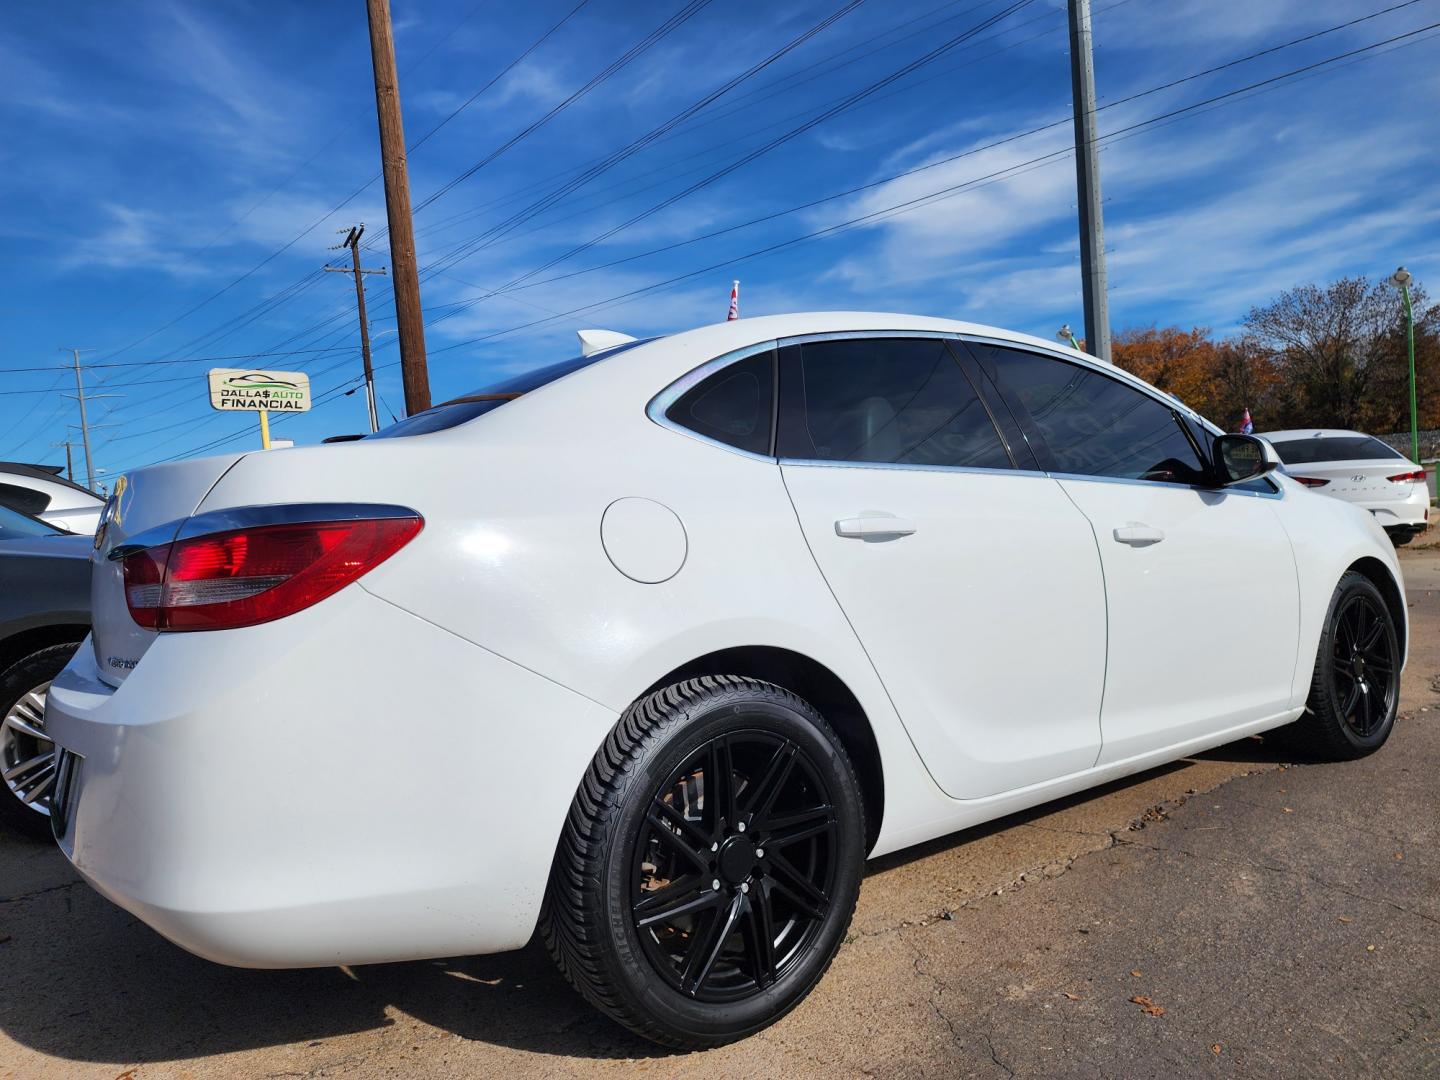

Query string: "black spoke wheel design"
[[542, 676, 866, 1049], [1329, 592, 1397, 738], [632, 730, 838, 1002], [1284, 571, 1401, 761]]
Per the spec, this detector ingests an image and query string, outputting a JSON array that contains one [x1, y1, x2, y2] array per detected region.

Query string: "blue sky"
[[3, 0, 1439, 485]]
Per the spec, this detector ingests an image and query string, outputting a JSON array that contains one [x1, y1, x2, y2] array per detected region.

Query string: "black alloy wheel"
[[1286, 571, 1401, 760], [632, 730, 839, 1001], [542, 676, 866, 1049], [1329, 591, 1397, 739]]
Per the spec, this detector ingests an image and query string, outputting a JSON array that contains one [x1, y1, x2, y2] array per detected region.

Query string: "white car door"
[[777, 335, 1108, 800], [970, 341, 1300, 763]]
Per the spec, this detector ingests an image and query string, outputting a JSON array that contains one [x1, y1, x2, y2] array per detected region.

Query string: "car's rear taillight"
[[122, 515, 422, 631], [1386, 470, 1426, 483], [1292, 476, 1330, 488]]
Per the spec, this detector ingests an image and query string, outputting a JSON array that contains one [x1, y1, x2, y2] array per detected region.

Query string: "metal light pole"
[[1067, 0, 1111, 363], [1390, 266, 1419, 465]]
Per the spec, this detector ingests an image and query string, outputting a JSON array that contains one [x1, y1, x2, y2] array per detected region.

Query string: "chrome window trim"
[[107, 503, 421, 561], [779, 457, 1049, 481], [645, 340, 780, 463], [1047, 470, 1284, 500]]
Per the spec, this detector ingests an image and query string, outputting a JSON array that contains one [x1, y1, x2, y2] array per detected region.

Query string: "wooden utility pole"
[[51, 440, 74, 481], [365, 0, 430, 414], [1067, 0, 1111, 362], [326, 224, 387, 433]]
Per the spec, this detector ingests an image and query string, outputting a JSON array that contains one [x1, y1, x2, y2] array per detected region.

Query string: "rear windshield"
[[1268, 435, 1404, 465], [0, 504, 61, 540], [367, 339, 651, 440]]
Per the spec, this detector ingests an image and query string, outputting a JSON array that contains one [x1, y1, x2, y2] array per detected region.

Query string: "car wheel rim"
[[1331, 595, 1396, 739], [1, 681, 55, 816], [631, 729, 839, 1003]]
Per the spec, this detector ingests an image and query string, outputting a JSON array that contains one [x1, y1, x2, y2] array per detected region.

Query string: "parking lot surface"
[[2, 542, 1437, 1079]]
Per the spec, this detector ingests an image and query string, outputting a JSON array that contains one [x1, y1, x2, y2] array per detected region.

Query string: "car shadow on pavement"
[[0, 735, 1296, 1066], [0, 838, 666, 1063]]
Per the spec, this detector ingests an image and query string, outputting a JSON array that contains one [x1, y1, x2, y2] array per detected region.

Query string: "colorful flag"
[[727, 279, 739, 321], [1240, 408, 1253, 435]]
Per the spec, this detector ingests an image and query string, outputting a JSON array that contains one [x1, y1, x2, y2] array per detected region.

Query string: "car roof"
[[636, 311, 1113, 368]]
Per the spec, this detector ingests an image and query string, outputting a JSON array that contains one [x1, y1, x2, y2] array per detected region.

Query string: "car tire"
[[1283, 572, 1400, 761], [0, 642, 80, 840], [1386, 529, 1414, 547], [541, 675, 866, 1049]]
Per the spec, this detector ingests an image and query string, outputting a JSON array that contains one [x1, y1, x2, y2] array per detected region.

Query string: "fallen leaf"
[[1129, 995, 1165, 1017], [1063, 992, 1082, 1001], [1395, 852, 1404, 860], [113, 1071, 138, 1080], [1337, 916, 1353, 924], [1211, 1044, 1223, 1055], [1282, 807, 1294, 814], [1130, 969, 1143, 978], [1367, 944, 1377, 952]]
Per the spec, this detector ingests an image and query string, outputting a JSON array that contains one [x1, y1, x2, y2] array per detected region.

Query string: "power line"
[[426, 0, 1438, 318], [421, 19, 1440, 358], [91, 0, 594, 367]]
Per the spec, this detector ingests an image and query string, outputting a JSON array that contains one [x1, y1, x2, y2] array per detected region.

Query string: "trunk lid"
[[90, 454, 248, 686], [1287, 459, 1411, 500]]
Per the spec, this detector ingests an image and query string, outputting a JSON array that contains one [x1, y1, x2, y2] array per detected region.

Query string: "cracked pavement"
[[2, 543, 1438, 1079]]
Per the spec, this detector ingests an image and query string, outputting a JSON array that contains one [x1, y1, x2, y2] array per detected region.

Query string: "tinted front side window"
[[1269, 435, 1405, 464], [665, 349, 775, 455], [778, 338, 1012, 469], [982, 346, 1206, 485]]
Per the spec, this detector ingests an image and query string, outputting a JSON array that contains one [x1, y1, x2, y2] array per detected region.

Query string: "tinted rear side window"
[[664, 349, 775, 456], [0, 483, 49, 517], [979, 345, 1207, 485], [778, 338, 1012, 469], [1269, 435, 1405, 464]]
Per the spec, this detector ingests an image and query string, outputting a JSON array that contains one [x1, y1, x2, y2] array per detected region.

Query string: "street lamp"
[[1389, 266, 1419, 466], [1057, 324, 1082, 351]]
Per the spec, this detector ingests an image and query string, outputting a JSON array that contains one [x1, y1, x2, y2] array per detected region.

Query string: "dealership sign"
[[207, 368, 312, 413]]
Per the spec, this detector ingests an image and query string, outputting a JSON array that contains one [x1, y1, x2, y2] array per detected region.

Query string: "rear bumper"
[[1355, 485, 1429, 529], [44, 585, 616, 968]]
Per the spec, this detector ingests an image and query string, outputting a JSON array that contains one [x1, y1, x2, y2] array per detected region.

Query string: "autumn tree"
[[1112, 275, 1434, 438], [1111, 326, 1217, 403], [1243, 277, 1399, 430]]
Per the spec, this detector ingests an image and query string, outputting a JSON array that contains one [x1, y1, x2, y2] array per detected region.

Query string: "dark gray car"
[[0, 505, 90, 837]]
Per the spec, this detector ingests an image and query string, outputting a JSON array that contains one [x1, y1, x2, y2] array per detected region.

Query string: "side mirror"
[[1212, 433, 1278, 486]]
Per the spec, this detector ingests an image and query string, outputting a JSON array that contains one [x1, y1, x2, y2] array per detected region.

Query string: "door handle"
[[1113, 522, 1165, 546], [835, 516, 917, 540]]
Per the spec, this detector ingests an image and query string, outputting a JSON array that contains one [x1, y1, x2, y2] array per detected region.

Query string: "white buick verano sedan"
[[46, 313, 1406, 1048]]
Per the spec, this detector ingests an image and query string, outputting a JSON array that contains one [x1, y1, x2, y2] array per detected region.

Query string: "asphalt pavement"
[[2, 542, 1437, 1079]]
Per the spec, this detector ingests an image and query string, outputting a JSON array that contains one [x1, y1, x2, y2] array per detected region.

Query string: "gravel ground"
[[2, 544, 1437, 1079]]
